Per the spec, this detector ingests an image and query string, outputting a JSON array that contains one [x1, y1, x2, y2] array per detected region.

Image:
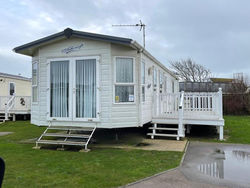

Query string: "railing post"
[[4, 103, 8, 120], [178, 91, 185, 139], [218, 88, 223, 120]]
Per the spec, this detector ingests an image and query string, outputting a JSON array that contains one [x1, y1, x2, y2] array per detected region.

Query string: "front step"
[[35, 125, 96, 151], [47, 126, 94, 131], [37, 140, 87, 146], [42, 133, 90, 138], [147, 123, 185, 141], [148, 127, 178, 131], [147, 133, 178, 137]]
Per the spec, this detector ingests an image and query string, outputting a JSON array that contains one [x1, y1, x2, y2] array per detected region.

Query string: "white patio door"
[[48, 56, 99, 121], [73, 58, 99, 120]]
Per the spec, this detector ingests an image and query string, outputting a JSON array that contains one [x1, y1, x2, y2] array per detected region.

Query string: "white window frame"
[[8, 82, 15, 96], [46, 56, 100, 122], [113, 56, 136, 104], [141, 60, 146, 103], [32, 61, 38, 103]]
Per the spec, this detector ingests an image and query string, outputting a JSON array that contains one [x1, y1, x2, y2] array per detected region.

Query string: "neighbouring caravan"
[[0, 72, 31, 122]]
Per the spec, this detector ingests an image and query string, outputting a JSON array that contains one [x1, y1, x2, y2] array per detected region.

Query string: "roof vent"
[[64, 28, 73, 39]]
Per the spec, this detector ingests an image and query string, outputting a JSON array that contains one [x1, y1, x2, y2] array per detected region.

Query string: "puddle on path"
[[197, 149, 250, 184]]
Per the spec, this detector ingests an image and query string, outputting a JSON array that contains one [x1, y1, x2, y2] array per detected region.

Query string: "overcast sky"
[[1, 0, 250, 79]]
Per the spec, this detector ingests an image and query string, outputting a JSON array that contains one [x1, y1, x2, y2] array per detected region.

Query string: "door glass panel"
[[50, 61, 69, 117], [76, 59, 96, 118]]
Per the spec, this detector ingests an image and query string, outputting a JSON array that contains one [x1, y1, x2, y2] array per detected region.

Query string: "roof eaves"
[[0, 72, 31, 81], [13, 28, 133, 54], [72, 30, 132, 45], [13, 31, 65, 53]]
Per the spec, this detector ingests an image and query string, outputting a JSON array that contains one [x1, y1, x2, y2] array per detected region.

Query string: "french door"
[[48, 56, 99, 121]]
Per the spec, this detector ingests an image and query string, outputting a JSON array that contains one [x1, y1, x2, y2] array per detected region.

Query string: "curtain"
[[76, 59, 96, 118], [50, 61, 69, 117], [115, 85, 134, 102], [116, 58, 133, 83]]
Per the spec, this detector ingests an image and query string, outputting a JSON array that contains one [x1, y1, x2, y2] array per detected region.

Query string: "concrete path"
[[125, 142, 250, 188], [94, 139, 187, 152]]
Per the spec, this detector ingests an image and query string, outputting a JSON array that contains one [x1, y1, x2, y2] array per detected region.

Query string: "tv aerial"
[[112, 20, 146, 48]]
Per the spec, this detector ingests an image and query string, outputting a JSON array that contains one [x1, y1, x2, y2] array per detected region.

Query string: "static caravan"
[[13, 28, 178, 150], [14, 28, 224, 151], [0, 72, 31, 122]]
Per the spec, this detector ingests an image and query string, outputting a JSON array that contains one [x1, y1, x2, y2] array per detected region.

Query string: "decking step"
[[43, 133, 90, 138], [37, 140, 86, 146], [149, 127, 178, 131], [48, 126, 94, 131], [147, 133, 178, 137]]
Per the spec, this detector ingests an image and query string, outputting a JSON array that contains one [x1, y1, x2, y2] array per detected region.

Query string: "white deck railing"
[[153, 88, 223, 120], [0, 96, 31, 119]]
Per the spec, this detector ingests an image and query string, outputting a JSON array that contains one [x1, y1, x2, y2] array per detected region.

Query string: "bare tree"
[[229, 73, 249, 93], [170, 58, 211, 82]]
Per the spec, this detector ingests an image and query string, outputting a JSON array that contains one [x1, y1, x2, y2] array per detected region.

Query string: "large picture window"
[[32, 62, 38, 102], [114, 57, 134, 103]]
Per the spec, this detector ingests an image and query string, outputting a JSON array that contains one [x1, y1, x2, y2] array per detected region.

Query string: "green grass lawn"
[[188, 115, 250, 144], [0, 121, 182, 188]]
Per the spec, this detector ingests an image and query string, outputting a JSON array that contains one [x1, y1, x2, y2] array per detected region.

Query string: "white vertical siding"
[[110, 44, 139, 128], [140, 53, 178, 125], [31, 38, 112, 127], [30, 37, 178, 128]]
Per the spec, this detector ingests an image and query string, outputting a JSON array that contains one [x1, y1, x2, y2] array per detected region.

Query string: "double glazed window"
[[159, 72, 163, 92], [141, 61, 145, 102], [115, 57, 134, 103], [153, 67, 157, 87], [32, 62, 38, 102], [172, 80, 175, 93]]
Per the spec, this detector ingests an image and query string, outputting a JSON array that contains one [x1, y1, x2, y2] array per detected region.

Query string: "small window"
[[159, 72, 163, 89], [172, 80, 175, 93], [9, 82, 15, 96], [153, 68, 157, 87], [142, 86, 145, 102], [164, 76, 167, 93], [141, 61, 146, 102], [32, 62, 38, 102], [115, 57, 134, 103], [141, 61, 145, 84]]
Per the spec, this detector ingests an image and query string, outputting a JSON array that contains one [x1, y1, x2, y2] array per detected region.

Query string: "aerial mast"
[[112, 20, 146, 48]]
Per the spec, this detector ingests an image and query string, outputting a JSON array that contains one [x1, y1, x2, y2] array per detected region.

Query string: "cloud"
[[0, 0, 249, 79]]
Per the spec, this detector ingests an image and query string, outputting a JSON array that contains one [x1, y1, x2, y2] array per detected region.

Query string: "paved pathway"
[[125, 142, 250, 188]]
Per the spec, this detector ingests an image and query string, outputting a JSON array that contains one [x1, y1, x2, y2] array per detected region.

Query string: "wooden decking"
[[149, 89, 224, 140]]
